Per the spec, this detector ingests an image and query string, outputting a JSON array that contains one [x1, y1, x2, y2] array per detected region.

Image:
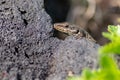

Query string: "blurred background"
[[44, 0, 120, 45]]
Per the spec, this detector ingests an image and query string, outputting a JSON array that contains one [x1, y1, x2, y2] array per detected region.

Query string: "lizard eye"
[[65, 25, 69, 28]]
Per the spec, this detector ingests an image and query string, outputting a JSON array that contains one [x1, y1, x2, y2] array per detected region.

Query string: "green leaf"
[[102, 25, 120, 41], [102, 32, 113, 41], [99, 54, 118, 70], [81, 68, 93, 80], [99, 41, 120, 54], [67, 76, 81, 80], [107, 25, 118, 34]]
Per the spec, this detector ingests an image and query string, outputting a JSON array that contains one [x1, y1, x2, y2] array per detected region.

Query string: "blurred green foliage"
[[67, 25, 120, 80]]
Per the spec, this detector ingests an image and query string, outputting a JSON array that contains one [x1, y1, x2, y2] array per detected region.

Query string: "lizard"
[[53, 22, 96, 42]]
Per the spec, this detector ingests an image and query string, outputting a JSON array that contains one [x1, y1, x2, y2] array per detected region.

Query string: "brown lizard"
[[53, 22, 96, 42]]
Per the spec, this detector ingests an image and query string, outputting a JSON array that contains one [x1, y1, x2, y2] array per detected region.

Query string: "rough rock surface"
[[0, 0, 99, 80], [0, 0, 61, 80], [47, 37, 99, 80]]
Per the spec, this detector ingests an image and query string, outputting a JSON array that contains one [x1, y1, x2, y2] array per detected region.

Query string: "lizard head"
[[53, 22, 79, 35]]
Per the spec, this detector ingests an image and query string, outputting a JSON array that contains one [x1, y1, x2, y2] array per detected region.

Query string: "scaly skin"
[[54, 22, 96, 42]]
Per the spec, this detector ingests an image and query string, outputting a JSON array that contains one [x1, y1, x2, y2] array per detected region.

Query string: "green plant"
[[67, 25, 120, 80]]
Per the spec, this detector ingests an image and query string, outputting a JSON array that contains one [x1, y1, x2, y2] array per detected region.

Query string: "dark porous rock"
[[0, 0, 99, 80], [47, 37, 99, 80], [0, 0, 61, 80]]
